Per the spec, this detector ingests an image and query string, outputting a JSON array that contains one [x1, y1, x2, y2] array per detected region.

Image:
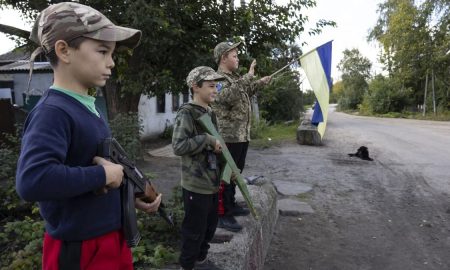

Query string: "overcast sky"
[[0, 0, 384, 82]]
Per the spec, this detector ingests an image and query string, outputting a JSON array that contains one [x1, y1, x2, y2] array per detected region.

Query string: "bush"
[[109, 112, 143, 161], [361, 75, 412, 114], [258, 71, 304, 122]]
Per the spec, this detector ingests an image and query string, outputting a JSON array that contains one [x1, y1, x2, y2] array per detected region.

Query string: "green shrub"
[[361, 75, 412, 114], [109, 112, 143, 161]]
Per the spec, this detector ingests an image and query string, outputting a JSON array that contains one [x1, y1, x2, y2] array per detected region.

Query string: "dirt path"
[[259, 111, 450, 270]]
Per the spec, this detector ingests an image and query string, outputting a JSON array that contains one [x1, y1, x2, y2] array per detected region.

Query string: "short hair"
[[46, 37, 87, 67], [220, 48, 238, 63], [189, 80, 205, 97]]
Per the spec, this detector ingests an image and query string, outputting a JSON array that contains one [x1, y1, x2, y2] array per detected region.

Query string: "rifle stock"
[[197, 114, 259, 219], [98, 138, 174, 247]]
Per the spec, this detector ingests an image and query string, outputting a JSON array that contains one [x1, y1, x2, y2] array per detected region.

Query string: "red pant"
[[42, 230, 133, 270]]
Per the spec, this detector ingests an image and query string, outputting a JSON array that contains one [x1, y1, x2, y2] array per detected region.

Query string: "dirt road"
[[259, 109, 450, 270]]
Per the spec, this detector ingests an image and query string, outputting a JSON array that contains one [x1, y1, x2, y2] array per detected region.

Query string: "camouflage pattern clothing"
[[172, 103, 222, 194], [212, 67, 265, 143]]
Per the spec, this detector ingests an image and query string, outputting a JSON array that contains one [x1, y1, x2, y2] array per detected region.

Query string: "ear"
[[220, 54, 227, 64], [54, 40, 71, 64]]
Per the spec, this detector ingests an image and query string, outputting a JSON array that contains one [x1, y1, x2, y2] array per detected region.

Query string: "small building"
[[139, 92, 190, 139], [0, 46, 52, 108]]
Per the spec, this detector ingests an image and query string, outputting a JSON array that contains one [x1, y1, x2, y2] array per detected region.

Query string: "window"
[[156, 94, 165, 113], [172, 94, 180, 112], [182, 91, 189, 103]]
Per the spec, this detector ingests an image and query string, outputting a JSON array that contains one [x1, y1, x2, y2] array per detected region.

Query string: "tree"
[[0, 0, 335, 116], [337, 48, 372, 110], [368, 0, 449, 110]]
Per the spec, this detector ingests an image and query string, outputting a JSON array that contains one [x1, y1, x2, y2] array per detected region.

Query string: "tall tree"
[[337, 48, 372, 110], [0, 0, 335, 115], [368, 0, 449, 108]]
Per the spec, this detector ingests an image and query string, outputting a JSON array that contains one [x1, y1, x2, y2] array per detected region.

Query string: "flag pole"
[[269, 58, 298, 77]]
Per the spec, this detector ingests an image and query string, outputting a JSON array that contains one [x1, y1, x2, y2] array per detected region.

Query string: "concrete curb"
[[208, 182, 278, 270]]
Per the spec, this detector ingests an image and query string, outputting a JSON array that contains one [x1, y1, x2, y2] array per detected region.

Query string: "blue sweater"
[[16, 89, 121, 241]]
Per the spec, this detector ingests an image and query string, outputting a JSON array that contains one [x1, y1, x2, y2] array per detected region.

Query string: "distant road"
[[328, 107, 450, 194]]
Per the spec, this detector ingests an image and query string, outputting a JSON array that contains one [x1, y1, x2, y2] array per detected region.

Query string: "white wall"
[[13, 73, 53, 106], [139, 92, 190, 139]]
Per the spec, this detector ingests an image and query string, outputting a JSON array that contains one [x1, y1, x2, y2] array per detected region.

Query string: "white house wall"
[[13, 73, 53, 106], [139, 93, 189, 139]]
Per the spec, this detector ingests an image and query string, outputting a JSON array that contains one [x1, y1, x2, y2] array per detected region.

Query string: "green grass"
[[250, 122, 298, 148]]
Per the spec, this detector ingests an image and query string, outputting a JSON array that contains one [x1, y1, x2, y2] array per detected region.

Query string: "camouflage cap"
[[186, 66, 225, 87], [214, 41, 242, 63], [30, 2, 141, 53], [26, 2, 142, 95]]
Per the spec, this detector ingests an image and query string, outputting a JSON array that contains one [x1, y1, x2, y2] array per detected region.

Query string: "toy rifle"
[[97, 138, 174, 247], [197, 114, 259, 219]]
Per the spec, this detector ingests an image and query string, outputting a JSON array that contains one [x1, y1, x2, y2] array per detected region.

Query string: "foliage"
[[330, 81, 343, 104], [368, 0, 449, 108], [337, 49, 372, 110], [0, 0, 335, 113], [0, 125, 43, 270], [259, 70, 304, 122], [109, 112, 142, 161], [250, 115, 269, 140], [0, 216, 44, 270], [132, 186, 184, 268], [360, 75, 412, 114]]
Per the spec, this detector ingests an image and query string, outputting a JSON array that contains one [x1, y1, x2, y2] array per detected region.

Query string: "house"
[[0, 46, 52, 109], [139, 92, 190, 139]]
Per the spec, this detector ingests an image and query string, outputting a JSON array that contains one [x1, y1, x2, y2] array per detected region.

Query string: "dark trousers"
[[219, 142, 249, 216], [179, 188, 218, 270]]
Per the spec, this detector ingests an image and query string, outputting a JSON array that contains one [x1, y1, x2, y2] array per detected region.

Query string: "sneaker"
[[230, 204, 250, 216], [196, 259, 223, 270], [217, 215, 242, 232]]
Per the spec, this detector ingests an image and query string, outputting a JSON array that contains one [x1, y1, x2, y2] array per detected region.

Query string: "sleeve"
[[15, 106, 106, 202], [172, 110, 216, 156], [249, 75, 266, 97], [215, 74, 254, 106]]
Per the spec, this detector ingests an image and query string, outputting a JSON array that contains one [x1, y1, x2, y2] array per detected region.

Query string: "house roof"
[[0, 61, 52, 72], [0, 46, 31, 63]]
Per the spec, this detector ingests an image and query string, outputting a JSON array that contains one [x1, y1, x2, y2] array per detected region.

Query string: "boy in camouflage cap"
[[16, 2, 161, 269], [212, 41, 271, 232], [172, 66, 225, 270]]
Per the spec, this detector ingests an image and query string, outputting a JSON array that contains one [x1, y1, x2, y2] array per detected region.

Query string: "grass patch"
[[250, 122, 298, 148]]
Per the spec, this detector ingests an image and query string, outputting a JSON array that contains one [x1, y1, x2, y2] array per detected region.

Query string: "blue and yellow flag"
[[299, 41, 332, 139]]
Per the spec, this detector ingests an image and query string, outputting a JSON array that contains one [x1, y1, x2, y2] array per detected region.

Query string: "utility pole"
[[423, 71, 428, 116], [432, 69, 436, 115]]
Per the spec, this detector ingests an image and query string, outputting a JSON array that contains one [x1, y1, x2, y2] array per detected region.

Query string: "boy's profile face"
[[65, 38, 116, 88], [222, 49, 239, 71], [193, 80, 219, 104]]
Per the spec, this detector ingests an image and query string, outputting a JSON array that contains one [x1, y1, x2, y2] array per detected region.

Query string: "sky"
[[0, 0, 385, 83]]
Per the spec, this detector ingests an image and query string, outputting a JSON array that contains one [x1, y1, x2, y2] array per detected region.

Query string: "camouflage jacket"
[[172, 102, 221, 194], [212, 68, 264, 142]]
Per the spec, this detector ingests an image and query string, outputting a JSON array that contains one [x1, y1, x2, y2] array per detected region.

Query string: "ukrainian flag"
[[299, 41, 332, 139]]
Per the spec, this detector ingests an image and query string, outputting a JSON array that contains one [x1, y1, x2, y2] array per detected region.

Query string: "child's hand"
[[214, 139, 223, 154], [259, 76, 272, 85], [93, 156, 124, 189], [135, 194, 162, 213], [248, 59, 257, 76]]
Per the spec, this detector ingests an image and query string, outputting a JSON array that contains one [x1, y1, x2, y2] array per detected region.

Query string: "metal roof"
[[0, 61, 52, 72]]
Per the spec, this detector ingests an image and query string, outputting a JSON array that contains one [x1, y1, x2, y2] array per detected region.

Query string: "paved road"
[[255, 109, 450, 270], [329, 108, 450, 194]]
